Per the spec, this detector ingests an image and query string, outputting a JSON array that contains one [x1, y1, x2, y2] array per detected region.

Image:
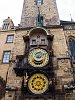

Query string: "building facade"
[[0, 0, 75, 100]]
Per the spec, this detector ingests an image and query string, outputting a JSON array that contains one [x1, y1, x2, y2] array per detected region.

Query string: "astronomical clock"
[[23, 48, 52, 95]]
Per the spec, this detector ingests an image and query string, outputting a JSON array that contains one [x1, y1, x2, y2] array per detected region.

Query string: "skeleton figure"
[[24, 72, 29, 87]]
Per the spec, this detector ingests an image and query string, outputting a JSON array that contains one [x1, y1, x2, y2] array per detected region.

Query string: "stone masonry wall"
[[20, 0, 60, 27], [0, 31, 15, 80]]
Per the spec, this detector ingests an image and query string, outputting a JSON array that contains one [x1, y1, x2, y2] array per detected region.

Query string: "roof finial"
[[70, 14, 74, 22]]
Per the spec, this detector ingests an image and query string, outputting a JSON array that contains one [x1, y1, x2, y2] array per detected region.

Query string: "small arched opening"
[[29, 27, 48, 46]]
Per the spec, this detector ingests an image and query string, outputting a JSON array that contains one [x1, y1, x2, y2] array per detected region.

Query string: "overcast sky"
[[0, 0, 74, 26]]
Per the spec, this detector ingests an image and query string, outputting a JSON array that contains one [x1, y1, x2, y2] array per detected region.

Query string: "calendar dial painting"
[[28, 73, 48, 94]]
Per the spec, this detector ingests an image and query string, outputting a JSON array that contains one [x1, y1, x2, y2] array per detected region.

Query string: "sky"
[[0, 0, 75, 26]]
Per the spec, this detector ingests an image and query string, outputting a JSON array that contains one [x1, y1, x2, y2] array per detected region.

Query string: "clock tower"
[[20, 0, 60, 27]]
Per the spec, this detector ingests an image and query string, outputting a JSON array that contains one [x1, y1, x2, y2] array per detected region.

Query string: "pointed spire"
[[71, 18, 74, 22], [70, 14, 74, 22]]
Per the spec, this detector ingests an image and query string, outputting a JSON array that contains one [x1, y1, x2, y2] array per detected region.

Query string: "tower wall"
[[20, 0, 60, 27]]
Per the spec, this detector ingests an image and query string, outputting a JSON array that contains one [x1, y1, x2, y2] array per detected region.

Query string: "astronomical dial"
[[28, 48, 49, 67]]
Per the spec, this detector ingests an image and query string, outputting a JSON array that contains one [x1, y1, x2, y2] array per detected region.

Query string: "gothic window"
[[69, 37, 75, 59], [6, 35, 14, 43], [2, 51, 11, 63]]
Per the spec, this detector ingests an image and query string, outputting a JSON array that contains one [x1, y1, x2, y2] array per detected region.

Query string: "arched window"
[[69, 37, 75, 59]]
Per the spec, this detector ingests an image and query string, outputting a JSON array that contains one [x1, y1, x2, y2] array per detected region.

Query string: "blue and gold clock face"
[[28, 73, 48, 94], [28, 48, 49, 67]]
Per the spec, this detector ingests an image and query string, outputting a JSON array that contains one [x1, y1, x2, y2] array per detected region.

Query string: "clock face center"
[[35, 52, 42, 59], [36, 81, 41, 86]]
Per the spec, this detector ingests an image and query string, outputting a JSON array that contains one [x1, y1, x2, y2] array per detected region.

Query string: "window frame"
[[32, 39, 36, 45], [36, 0, 43, 5], [2, 51, 11, 64], [41, 39, 45, 45], [6, 35, 14, 43]]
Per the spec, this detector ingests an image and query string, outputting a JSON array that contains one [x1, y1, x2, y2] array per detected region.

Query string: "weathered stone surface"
[[20, 0, 60, 27]]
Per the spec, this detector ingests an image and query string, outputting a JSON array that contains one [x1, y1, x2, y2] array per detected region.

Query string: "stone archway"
[[0, 76, 6, 99]]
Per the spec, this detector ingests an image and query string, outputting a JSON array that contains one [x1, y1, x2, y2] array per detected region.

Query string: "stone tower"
[[20, 0, 60, 27]]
